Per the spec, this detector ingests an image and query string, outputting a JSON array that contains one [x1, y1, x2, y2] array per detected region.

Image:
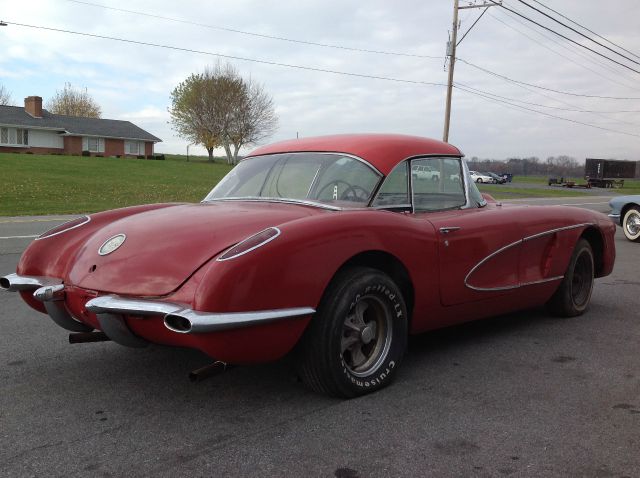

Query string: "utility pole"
[[443, 1, 501, 143]]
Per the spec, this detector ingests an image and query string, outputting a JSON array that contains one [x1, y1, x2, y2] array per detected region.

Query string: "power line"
[[488, 0, 640, 75], [1, 20, 448, 88], [455, 81, 640, 114], [513, 0, 640, 67], [65, 0, 441, 60], [454, 83, 640, 138], [457, 57, 640, 100], [529, 0, 640, 61], [489, 9, 640, 92]]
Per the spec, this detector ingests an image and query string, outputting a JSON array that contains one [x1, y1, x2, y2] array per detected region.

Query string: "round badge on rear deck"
[[98, 234, 126, 256]]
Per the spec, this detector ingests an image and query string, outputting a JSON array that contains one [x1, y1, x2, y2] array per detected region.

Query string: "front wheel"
[[546, 238, 594, 317], [296, 267, 408, 398], [622, 207, 640, 242]]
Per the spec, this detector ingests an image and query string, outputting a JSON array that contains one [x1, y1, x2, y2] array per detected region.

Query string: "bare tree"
[[0, 84, 11, 105], [169, 63, 278, 163], [47, 83, 101, 118]]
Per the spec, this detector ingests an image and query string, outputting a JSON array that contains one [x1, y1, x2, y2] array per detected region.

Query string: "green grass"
[[0, 153, 233, 216], [2, 153, 639, 216]]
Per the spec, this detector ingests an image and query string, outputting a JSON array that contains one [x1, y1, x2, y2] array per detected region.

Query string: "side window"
[[412, 157, 466, 212], [372, 162, 409, 207]]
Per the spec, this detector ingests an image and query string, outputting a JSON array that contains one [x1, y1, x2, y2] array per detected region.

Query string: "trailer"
[[585, 158, 640, 188]]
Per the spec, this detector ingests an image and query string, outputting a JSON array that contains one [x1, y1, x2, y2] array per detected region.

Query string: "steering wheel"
[[316, 180, 370, 202]]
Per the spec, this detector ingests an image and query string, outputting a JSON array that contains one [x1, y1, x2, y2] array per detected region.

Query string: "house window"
[[0, 128, 7, 144], [83, 137, 105, 153], [125, 141, 141, 155], [16, 129, 28, 145]]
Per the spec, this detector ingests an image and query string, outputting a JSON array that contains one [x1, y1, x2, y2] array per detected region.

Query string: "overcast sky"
[[1, 0, 639, 161]]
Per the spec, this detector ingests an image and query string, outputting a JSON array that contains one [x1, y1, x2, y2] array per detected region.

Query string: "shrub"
[[26, 151, 34, 154], [82, 150, 90, 157], [154, 154, 165, 160], [137, 155, 145, 159], [95, 154, 103, 157]]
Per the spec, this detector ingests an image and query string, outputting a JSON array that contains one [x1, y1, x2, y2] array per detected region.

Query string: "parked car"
[[486, 172, 507, 184], [411, 164, 439, 181], [1, 134, 616, 398], [469, 170, 494, 183], [609, 195, 640, 242]]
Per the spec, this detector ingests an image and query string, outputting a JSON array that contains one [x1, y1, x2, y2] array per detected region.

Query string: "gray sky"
[[1, 0, 639, 161]]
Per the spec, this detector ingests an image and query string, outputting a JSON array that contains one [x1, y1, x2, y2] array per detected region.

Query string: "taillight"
[[36, 216, 91, 240], [216, 227, 281, 261]]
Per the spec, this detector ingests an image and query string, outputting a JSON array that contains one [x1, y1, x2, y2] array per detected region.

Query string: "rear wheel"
[[622, 207, 640, 242], [546, 238, 594, 317], [476, 178, 483, 183], [296, 267, 408, 398]]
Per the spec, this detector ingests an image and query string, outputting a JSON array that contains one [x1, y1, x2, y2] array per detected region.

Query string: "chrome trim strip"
[[204, 197, 343, 211], [164, 307, 316, 334], [466, 275, 564, 292], [522, 223, 594, 242], [0, 273, 62, 292], [607, 213, 620, 219], [464, 223, 594, 292], [85, 296, 185, 316], [216, 227, 281, 262], [34, 216, 90, 241]]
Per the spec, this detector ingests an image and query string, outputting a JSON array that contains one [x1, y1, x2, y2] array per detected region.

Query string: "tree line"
[[467, 155, 585, 178]]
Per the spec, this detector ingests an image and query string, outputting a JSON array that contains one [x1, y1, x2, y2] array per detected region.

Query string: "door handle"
[[439, 226, 461, 234]]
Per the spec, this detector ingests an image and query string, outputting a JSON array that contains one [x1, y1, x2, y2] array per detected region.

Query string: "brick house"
[[0, 96, 161, 156]]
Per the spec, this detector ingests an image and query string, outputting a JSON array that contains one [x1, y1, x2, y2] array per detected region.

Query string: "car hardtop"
[[248, 134, 462, 176]]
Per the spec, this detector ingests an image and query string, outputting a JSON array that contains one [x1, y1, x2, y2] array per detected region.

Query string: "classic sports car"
[[2, 134, 616, 397], [609, 195, 640, 242]]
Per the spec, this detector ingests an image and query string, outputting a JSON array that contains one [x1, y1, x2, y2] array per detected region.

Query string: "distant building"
[[0, 96, 161, 156]]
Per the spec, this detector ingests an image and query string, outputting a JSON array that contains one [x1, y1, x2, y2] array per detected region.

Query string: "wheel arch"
[[580, 226, 605, 277], [331, 250, 415, 324]]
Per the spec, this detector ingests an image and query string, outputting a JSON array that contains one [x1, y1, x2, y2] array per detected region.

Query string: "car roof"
[[247, 134, 462, 176]]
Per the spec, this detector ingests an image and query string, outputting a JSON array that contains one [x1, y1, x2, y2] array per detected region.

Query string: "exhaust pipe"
[[189, 361, 231, 382]]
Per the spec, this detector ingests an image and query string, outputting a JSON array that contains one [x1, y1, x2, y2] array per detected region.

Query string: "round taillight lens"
[[217, 227, 281, 261]]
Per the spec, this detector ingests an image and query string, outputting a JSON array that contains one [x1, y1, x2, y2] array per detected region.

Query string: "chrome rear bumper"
[[86, 295, 315, 334], [0, 273, 62, 292], [3, 273, 315, 341]]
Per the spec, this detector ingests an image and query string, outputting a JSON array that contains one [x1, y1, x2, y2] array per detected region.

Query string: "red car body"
[[2, 134, 616, 396]]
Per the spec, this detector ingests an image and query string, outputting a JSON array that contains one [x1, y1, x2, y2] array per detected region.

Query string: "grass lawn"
[[1, 153, 233, 216], [2, 153, 638, 216]]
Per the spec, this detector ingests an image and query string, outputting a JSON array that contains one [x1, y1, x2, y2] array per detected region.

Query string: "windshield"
[[204, 152, 382, 207]]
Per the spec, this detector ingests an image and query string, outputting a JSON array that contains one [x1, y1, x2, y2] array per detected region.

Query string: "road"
[[1, 198, 638, 477]]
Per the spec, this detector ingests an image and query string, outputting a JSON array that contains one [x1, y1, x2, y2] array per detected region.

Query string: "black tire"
[[296, 267, 408, 398], [476, 178, 483, 183], [546, 238, 594, 317], [622, 207, 640, 242]]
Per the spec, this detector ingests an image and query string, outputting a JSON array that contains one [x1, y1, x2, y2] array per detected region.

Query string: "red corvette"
[[2, 134, 616, 397]]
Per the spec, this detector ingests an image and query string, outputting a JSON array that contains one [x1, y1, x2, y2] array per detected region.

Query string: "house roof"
[[0, 105, 162, 142]]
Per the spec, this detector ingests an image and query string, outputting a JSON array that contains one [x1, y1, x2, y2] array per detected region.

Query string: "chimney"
[[24, 96, 43, 118]]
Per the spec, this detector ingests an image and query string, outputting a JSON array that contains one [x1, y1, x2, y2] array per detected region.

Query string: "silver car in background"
[[609, 195, 640, 242]]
